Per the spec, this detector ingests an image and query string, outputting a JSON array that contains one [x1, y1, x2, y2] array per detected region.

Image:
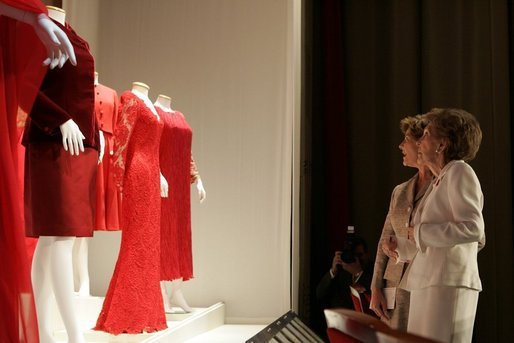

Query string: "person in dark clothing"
[[316, 236, 373, 311]]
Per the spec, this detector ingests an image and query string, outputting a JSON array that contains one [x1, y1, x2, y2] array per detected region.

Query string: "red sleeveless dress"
[[95, 92, 166, 334]]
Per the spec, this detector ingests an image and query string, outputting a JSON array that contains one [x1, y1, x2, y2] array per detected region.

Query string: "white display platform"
[[50, 296, 227, 342], [183, 325, 266, 343]]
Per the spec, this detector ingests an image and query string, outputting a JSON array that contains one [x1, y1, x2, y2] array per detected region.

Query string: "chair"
[[324, 308, 440, 343]]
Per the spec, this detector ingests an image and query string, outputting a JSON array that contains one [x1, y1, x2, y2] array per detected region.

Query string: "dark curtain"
[[300, 0, 514, 342], [299, 0, 350, 338]]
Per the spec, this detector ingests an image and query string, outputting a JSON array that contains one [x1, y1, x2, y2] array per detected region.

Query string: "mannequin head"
[[154, 94, 172, 111], [47, 6, 65, 25], [131, 81, 150, 98]]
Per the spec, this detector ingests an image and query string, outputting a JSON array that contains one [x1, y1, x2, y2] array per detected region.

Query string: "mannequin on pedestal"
[[95, 82, 167, 334], [24, 7, 98, 343], [155, 94, 206, 313]]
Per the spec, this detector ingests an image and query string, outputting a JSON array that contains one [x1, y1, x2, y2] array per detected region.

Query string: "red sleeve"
[[112, 93, 138, 192], [29, 88, 72, 134]]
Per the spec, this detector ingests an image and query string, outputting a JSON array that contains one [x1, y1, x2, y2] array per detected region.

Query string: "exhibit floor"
[[49, 297, 265, 342]]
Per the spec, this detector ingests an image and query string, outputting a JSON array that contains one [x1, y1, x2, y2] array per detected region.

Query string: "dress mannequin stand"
[[94, 82, 167, 334], [30, 7, 93, 343], [155, 94, 206, 313]]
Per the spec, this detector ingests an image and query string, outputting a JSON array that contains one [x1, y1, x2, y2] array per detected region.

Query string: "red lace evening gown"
[[95, 91, 166, 334], [158, 108, 199, 281]]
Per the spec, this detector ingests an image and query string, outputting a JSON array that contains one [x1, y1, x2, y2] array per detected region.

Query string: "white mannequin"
[[131, 82, 169, 198], [154, 94, 206, 313], [31, 8, 86, 343], [38, 7, 85, 157]]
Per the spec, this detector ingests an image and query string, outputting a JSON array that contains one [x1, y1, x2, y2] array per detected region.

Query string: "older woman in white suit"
[[385, 108, 485, 343]]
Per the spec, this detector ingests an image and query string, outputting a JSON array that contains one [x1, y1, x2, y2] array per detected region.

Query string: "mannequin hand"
[[98, 130, 105, 164], [33, 14, 77, 68], [196, 178, 206, 203], [160, 172, 169, 198], [381, 236, 398, 263], [370, 288, 390, 319], [59, 119, 85, 156], [0, 4, 75, 68]]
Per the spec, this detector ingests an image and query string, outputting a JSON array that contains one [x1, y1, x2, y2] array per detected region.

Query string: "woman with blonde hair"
[[370, 115, 432, 330]]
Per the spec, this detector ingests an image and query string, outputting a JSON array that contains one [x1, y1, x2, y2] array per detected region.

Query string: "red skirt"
[[24, 143, 97, 237]]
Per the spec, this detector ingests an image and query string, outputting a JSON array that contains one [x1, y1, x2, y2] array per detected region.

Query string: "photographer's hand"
[[331, 251, 343, 276]]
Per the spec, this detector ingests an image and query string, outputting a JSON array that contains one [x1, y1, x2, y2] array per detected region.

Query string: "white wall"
[[66, 0, 299, 324]]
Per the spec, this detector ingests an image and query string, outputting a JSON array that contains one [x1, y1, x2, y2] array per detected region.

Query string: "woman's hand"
[[381, 236, 399, 263], [370, 288, 390, 319]]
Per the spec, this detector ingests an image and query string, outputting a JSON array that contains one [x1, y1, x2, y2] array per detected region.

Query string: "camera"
[[341, 249, 356, 263], [340, 225, 357, 263]]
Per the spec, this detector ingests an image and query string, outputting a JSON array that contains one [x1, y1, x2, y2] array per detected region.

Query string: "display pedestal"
[[49, 296, 226, 342]]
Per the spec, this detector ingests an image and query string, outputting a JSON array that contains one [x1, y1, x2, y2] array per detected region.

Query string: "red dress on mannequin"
[[0, 1, 47, 342], [158, 108, 199, 281], [95, 91, 166, 334], [94, 83, 121, 231]]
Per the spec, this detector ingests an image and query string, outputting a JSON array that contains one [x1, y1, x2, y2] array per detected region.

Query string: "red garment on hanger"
[[95, 92, 166, 334], [158, 108, 198, 281], [0, 1, 48, 342]]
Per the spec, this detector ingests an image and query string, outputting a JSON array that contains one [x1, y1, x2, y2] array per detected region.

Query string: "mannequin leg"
[[72, 237, 90, 296], [160, 281, 173, 312], [170, 278, 192, 313], [32, 236, 85, 343], [50, 237, 85, 343], [32, 237, 56, 343]]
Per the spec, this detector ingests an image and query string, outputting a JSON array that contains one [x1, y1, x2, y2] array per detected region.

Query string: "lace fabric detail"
[[112, 96, 137, 192]]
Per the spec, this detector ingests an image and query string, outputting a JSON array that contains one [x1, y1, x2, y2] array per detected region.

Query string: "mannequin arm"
[[195, 177, 206, 203], [0, 3, 76, 68], [160, 172, 169, 198], [59, 119, 84, 156], [98, 130, 105, 164]]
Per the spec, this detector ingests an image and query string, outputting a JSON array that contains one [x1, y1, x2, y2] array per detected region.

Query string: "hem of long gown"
[[160, 274, 194, 282], [93, 323, 168, 335]]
